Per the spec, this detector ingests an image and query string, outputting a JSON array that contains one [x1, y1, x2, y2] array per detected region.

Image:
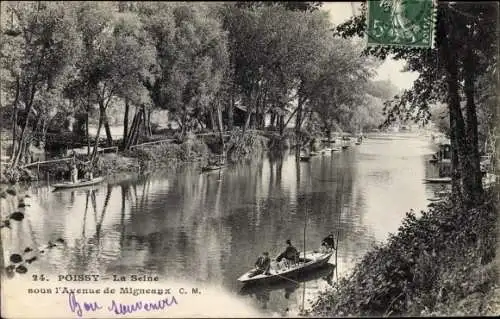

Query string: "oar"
[[268, 251, 302, 284], [272, 272, 300, 284]]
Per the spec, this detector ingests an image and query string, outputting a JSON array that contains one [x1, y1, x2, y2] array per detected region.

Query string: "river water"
[[2, 133, 448, 317]]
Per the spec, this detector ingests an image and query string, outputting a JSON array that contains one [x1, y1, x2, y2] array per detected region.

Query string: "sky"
[[321, 2, 419, 90]]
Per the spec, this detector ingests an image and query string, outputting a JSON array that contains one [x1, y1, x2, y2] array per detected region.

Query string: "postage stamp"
[[366, 0, 436, 47]]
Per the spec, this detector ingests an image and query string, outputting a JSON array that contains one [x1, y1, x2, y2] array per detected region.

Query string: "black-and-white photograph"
[[0, 1, 498, 317]]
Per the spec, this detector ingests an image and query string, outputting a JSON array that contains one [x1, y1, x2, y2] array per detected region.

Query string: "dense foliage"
[[309, 191, 497, 316], [1, 1, 391, 169]]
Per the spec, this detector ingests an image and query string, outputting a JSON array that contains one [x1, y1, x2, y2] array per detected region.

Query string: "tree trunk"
[[86, 112, 90, 156], [126, 109, 143, 149], [180, 109, 188, 138], [124, 110, 139, 150], [133, 109, 145, 146], [279, 114, 284, 135], [122, 98, 130, 149], [12, 104, 33, 167], [296, 98, 303, 136], [449, 113, 461, 201], [10, 77, 20, 159], [441, 20, 469, 204], [141, 105, 148, 138], [217, 101, 225, 158], [210, 111, 216, 131], [228, 89, 235, 130], [463, 47, 484, 205], [270, 113, 276, 130], [147, 109, 152, 136], [103, 108, 113, 147], [91, 101, 105, 162]]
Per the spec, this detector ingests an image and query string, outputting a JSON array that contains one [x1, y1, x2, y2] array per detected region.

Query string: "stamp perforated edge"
[[364, 0, 438, 49]]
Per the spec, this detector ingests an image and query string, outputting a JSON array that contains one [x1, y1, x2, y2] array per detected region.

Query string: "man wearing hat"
[[276, 240, 300, 267], [249, 251, 271, 278]]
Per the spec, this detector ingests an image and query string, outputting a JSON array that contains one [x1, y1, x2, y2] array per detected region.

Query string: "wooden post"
[[303, 208, 307, 263]]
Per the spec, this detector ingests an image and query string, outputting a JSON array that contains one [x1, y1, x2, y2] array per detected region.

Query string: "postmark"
[[366, 0, 436, 48]]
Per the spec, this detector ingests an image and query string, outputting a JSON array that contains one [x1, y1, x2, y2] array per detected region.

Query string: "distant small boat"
[[355, 141, 361, 145], [435, 190, 449, 197], [341, 145, 349, 150], [483, 173, 497, 188], [427, 197, 444, 202], [201, 165, 224, 172], [309, 151, 320, 156], [423, 177, 452, 183], [300, 156, 311, 162], [52, 177, 105, 190], [331, 147, 341, 152]]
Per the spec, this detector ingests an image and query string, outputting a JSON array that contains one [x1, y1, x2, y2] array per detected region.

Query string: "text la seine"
[[56, 274, 159, 282]]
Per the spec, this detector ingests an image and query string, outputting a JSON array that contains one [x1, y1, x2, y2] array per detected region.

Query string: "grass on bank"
[[308, 190, 498, 317], [0, 130, 274, 184]]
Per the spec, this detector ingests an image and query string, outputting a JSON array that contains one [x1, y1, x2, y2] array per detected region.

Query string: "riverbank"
[[0, 130, 273, 185], [307, 190, 498, 317]]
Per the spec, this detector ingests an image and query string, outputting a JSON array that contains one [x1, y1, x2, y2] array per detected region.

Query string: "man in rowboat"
[[248, 252, 271, 278], [276, 240, 300, 267], [321, 233, 336, 252]]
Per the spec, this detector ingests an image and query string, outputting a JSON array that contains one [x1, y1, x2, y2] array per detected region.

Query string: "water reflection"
[[3, 133, 440, 316]]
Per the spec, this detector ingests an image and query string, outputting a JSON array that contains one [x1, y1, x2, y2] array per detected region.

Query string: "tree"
[[137, 2, 229, 138], [72, 2, 155, 158], [2, 2, 81, 167], [335, 1, 498, 207], [309, 39, 377, 138]]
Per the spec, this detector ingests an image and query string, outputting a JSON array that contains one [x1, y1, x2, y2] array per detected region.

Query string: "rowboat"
[[52, 177, 104, 190], [341, 145, 349, 150], [237, 251, 333, 285], [239, 263, 335, 294], [300, 156, 311, 162], [309, 151, 320, 157], [423, 177, 452, 183]]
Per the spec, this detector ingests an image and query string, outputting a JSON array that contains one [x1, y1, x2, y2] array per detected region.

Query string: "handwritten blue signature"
[[68, 292, 178, 317]]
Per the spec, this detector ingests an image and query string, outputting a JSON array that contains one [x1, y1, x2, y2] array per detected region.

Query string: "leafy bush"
[[309, 191, 497, 317], [227, 130, 270, 161], [128, 138, 209, 169]]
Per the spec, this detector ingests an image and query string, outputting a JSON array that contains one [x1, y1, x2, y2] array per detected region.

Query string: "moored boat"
[[237, 251, 333, 285], [201, 165, 224, 172], [300, 156, 311, 162], [423, 177, 452, 183], [52, 177, 105, 190]]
